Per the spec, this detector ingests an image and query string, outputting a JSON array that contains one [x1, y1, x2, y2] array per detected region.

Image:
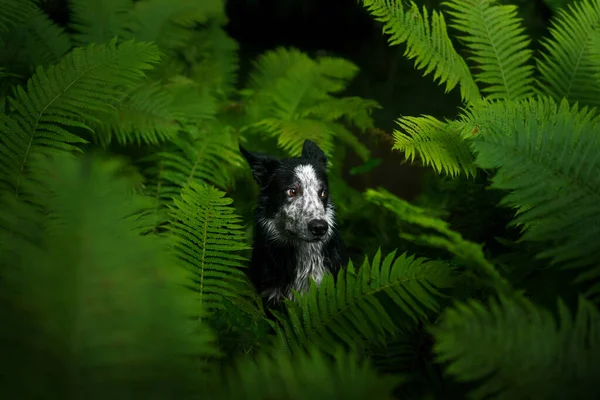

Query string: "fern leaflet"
[[444, 0, 534, 101], [0, 39, 161, 196], [274, 248, 453, 355], [433, 295, 600, 399], [362, 0, 480, 104]]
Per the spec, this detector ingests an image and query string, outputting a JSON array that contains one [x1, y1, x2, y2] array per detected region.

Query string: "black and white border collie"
[[240, 140, 348, 307]]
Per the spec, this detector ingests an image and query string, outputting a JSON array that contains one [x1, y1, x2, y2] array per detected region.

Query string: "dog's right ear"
[[239, 144, 279, 187]]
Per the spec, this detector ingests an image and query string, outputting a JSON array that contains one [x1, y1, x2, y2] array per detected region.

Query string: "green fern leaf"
[[0, 154, 216, 398], [70, 0, 133, 47], [124, 0, 224, 52], [213, 347, 401, 400], [167, 182, 258, 315], [536, 0, 600, 107], [274, 248, 453, 355], [0, 0, 37, 35], [92, 77, 217, 146], [0, 38, 161, 196], [472, 97, 600, 298], [365, 187, 510, 293], [393, 115, 477, 178], [0, 6, 71, 73], [187, 23, 240, 99], [433, 295, 600, 399], [246, 47, 376, 161], [444, 0, 534, 101], [141, 122, 242, 230], [362, 0, 480, 104]]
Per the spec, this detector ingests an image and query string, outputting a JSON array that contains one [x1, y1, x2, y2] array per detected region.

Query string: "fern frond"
[[187, 23, 240, 99], [124, 0, 224, 52], [246, 47, 377, 160], [536, 0, 600, 107], [167, 182, 259, 315], [0, 0, 37, 35], [0, 6, 71, 73], [361, 0, 480, 104], [365, 187, 511, 293], [70, 0, 133, 47], [393, 115, 477, 178], [213, 347, 401, 400], [93, 77, 217, 146], [274, 248, 453, 355], [433, 295, 600, 399], [0, 154, 216, 398], [141, 123, 242, 230], [471, 97, 600, 298], [0, 39, 161, 196], [444, 0, 534, 101]]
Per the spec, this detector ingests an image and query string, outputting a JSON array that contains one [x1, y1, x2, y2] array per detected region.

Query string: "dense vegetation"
[[0, 0, 598, 399]]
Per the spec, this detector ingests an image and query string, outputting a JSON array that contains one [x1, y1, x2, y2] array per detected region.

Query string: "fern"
[[0, 154, 216, 398], [70, 0, 133, 47], [393, 115, 477, 178], [362, 0, 480, 104], [444, 0, 535, 101], [471, 97, 600, 299], [92, 77, 217, 146], [245, 47, 377, 161], [141, 122, 242, 230], [433, 295, 600, 399], [274, 248, 453, 355], [536, 0, 600, 107], [0, 6, 71, 74], [0, 0, 37, 35], [186, 23, 240, 100], [0, 39, 161, 196], [167, 182, 259, 316], [365, 187, 511, 294], [212, 347, 401, 400], [124, 0, 224, 53]]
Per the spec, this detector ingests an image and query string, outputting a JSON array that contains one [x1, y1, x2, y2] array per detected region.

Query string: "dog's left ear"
[[239, 144, 280, 188], [301, 140, 327, 167]]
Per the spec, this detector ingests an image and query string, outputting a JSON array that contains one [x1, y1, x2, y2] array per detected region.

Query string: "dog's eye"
[[320, 189, 328, 199], [287, 188, 297, 197]]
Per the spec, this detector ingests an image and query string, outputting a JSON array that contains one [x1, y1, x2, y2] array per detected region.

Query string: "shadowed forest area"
[[0, 0, 599, 399]]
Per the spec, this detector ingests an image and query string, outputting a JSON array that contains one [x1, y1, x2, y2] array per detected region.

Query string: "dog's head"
[[240, 140, 335, 243]]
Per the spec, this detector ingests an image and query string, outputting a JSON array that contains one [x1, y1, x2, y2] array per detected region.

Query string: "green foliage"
[[214, 348, 402, 400], [433, 295, 600, 399], [536, 0, 600, 107], [393, 115, 476, 178], [444, 0, 535, 101], [0, 154, 216, 399], [362, 0, 481, 104], [0, 39, 161, 196], [274, 248, 453, 355], [365, 188, 511, 294], [0, 0, 37, 34], [2, 0, 600, 398], [245, 47, 379, 161], [167, 181, 258, 315], [471, 97, 600, 298]]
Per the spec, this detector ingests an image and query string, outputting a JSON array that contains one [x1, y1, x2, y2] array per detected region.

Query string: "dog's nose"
[[308, 219, 328, 237]]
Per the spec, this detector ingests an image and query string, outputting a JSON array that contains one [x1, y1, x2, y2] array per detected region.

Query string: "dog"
[[239, 140, 348, 307]]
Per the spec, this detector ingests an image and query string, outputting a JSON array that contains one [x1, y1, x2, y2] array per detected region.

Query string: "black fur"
[[240, 140, 348, 307]]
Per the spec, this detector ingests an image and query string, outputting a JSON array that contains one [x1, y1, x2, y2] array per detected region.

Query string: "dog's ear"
[[301, 140, 327, 167], [239, 144, 279, 187]]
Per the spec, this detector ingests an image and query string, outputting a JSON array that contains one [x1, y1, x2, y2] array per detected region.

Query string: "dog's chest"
[[290, 242, 326, 294]]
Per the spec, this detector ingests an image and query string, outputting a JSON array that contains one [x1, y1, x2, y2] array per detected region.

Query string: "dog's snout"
[[308, 219, 328, 237]]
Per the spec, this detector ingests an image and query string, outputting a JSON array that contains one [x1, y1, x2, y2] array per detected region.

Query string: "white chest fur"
[[290, 241, 326, 295]]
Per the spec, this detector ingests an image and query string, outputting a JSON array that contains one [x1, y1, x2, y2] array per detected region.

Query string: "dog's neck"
[[289, 240, 327, 294]]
